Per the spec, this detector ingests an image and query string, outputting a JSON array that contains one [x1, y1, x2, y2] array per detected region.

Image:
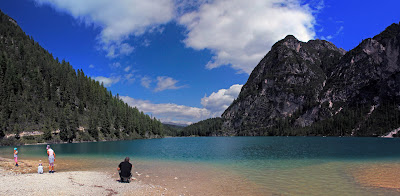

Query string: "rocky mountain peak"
[[280, 35, 301, 50], [221, 23, 400, 136], [373, 22, 400, 45]]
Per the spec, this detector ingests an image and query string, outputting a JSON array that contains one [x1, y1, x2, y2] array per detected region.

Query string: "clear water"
[[2, 137, 400, 195]]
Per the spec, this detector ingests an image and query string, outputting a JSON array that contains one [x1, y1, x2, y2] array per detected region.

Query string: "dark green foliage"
[[0, 10, 163, 144], [88, 116, 99, 141], [358, 101, 400, 136], [228, 101, 399, 137], [43, 128, 52, 141], [162, 124, 184, 136], [0, 137, 21, 146], [0, 130, 4, 138], [180, 118, 223, 136]]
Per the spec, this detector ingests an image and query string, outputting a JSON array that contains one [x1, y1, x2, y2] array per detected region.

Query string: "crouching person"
[[117, 157, 132, 183]]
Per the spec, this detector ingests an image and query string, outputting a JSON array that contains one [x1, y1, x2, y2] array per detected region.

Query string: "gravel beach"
[[0, 157, 172, 196], [0, 170, 170, 196], [0, 156, 265, 196]]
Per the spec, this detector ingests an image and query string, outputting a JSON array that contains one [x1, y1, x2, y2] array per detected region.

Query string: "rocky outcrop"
[[324, 23, 400, 104], [222, 23, 400, 136]]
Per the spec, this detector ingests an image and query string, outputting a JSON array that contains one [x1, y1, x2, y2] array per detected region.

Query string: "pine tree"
[[88, 115, 99, 141], [0, 10, 166, 144]]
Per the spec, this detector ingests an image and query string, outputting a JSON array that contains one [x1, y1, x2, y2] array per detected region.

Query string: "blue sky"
[[2, 0, 400, 125]]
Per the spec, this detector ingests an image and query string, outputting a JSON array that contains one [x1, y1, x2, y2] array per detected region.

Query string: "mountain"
[[221, 23, 400, 136], [163, 122, 188, 127], [0, 10, 163, 144]]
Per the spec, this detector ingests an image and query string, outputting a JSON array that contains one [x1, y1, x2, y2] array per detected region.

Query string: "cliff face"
[[222, 23, 400, 136], [325, 23, 400, 104]]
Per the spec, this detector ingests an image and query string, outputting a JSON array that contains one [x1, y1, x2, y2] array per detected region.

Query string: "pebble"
[[174, 177, 178, 180], [145, 175, 149, 178]]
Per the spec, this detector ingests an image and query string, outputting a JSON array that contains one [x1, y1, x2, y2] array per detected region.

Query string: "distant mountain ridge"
[[220, 22, 400, 136]]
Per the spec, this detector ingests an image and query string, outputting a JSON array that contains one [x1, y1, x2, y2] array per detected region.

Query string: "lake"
[[1, 137, 400, 195]]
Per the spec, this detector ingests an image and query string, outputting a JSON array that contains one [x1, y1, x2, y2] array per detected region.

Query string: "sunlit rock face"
[[222, 23, 400, 136]]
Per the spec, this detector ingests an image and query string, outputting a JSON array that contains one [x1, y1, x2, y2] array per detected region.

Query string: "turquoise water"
[[2, 137, 400, 195], [5, 137, 400, 160]]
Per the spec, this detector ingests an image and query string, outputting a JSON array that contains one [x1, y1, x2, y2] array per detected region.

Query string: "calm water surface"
[[1, 137, 400, 195]]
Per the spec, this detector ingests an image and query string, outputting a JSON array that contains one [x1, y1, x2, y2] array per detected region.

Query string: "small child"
[[13, 148, 18, 167], [38, 162, 43, 174]]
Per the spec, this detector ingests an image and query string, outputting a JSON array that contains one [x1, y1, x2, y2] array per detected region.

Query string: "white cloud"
[[34, 0, 318, 73], [154, 76, 184, 92], [141, 76, 152, 89], [93, 73, 135, 86], [93, 76, 121, 87], [110, 62, 121, 68], [119, 43, 135, 56], [89, 64, 95, 68], [34, 0, 174, 58], [142, 39, 151, 47], [124, 66, 131, 72], [124, 73, 135, 84], [120, 83, 243, 124], [201, 84, 243, 115], [178, 0, 316, 74], [320, 25, 344, 41], [120, 96, 211, 124]]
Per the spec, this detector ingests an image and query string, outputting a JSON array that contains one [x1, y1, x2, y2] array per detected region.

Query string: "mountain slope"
[[0, 10, 163, 143], [222, 23, 400, 136]]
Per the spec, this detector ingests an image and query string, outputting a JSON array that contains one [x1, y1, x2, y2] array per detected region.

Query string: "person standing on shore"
[[46, 145, 56, 173], [13, 148, 18, 167]]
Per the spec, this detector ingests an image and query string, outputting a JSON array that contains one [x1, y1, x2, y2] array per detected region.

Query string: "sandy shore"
[[0, 170, 171, 196], [0, 157, 265, 195], [0, 157, 175, 195], [3, 155, 400, 195]]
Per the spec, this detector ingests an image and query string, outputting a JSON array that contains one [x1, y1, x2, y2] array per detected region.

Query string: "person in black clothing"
[[117, 157, 133, 183]]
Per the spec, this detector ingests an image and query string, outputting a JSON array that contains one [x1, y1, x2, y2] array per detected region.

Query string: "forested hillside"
[[0, 10, 163, 144], [180, 118, 223, 136], [162, 123, 184, 137]]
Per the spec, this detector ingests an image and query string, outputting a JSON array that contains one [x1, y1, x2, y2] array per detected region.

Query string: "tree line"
[[179, 118, 223, 136], [0, 10, 163, 144]]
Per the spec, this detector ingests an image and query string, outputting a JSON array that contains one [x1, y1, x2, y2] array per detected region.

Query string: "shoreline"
[[0, 170, 169, 195], [3, 155, 400, 195], [0, 157, 176, 195], [0, 156, 266, 195]]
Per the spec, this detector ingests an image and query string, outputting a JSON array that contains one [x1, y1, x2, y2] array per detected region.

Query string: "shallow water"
[[2, 137, 400, 195]]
